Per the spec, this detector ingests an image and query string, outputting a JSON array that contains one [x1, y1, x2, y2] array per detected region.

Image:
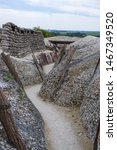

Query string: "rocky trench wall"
[[37, 51, 59, 66], [1, 22, 45, 57], [0, 28, 2, 49], [10, 50, 60, 86], [39, 36, 100, 147], [10, 57, 42, 86]]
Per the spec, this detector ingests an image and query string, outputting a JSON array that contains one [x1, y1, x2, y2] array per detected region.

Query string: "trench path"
[[25, 64, 93, 150]]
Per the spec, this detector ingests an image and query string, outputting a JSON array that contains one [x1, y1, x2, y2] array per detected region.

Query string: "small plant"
[[28, 147, 32, 150], [17, 87, 25, 100], [33, 26, 52, 38], [3, 73, 14, 81]]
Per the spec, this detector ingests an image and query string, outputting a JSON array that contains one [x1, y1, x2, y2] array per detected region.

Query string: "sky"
[[0, 0, 100, 31]]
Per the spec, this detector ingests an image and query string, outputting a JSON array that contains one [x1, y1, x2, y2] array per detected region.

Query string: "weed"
[[17, 87, 25, 100], [3, 73, 14, 81]]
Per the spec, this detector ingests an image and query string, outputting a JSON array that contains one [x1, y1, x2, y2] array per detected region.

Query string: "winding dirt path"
[[25, 64, 93, 150]]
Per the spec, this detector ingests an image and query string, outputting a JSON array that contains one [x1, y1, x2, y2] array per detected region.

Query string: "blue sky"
[[0, 0, 100, 31]]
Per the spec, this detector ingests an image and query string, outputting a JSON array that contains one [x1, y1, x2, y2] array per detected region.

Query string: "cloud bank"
[[0, 0, 100, 30], [25, 0, 99, 17]]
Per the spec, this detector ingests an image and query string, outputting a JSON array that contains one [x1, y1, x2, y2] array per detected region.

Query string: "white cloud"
[[25, 0, 99, 7], [25, 0, 99, 17], [0, 8, 99, 30], [0, 8, 48, 28], [60, 5, 99, 17]]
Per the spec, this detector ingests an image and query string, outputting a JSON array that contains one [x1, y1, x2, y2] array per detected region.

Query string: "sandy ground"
[[43, 63, 55, 74], [25, 64, 93, 150]]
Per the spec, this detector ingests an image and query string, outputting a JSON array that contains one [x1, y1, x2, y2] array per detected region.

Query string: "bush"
[[33, 26, 52, 38]]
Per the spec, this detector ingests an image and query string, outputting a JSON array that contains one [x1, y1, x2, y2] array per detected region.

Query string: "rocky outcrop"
[[0, 22, 45, 57]]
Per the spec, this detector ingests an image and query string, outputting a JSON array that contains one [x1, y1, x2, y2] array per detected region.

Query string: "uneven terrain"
[[0, 22, 100, 150]]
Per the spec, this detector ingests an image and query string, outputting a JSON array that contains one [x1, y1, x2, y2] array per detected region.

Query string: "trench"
[[25, 64, 93, 150]]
